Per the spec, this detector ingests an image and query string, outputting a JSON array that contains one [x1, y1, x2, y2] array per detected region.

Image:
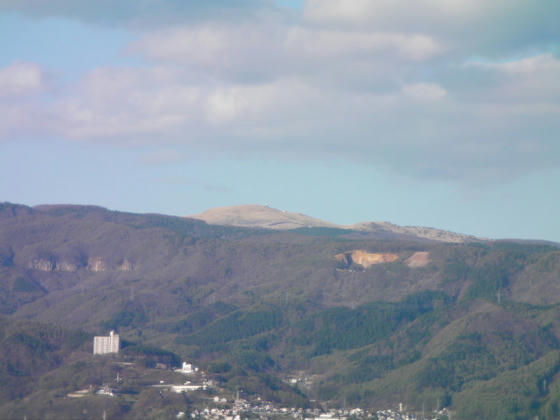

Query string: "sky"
[[0, 0, 559, 241]]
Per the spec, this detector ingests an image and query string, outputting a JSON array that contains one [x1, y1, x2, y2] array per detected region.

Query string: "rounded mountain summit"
[[188, 204, 478, 243], [188, 204, 338, 230]]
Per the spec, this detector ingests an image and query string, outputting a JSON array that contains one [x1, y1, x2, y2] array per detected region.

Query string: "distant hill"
[[189, 204, 480, 243], [2, 201, 560, 419], [189, 204, 340, 230]]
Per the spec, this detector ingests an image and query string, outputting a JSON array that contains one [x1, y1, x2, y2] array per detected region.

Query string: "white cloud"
[[285, 28, 443, 61], [0, 3, 558, 184], [130, 22, 290, 84], [4, 46, 559, 182], [206, 88, 249, 123], [472, 54, 560, 74], [43, 66, 206, 140], [402, 83, 447, 101], [130, 22, 444, 95], [303, 0, 560, 59], [466, 54, 560, 103], [1, 53, 557, 183], [0, 62, 46, 97], [132, 26, 236, 64], [304, 0, 485, 24]]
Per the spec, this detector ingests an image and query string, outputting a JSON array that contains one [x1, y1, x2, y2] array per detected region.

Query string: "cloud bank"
[[0, 0, 559, 182]]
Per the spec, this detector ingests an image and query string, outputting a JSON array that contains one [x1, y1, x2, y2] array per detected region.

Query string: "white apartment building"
[[93, 330, 120, 355]]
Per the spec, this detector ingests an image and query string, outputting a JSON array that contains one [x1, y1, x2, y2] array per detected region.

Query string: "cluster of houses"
[[188, 405, 449, 420], [86, 332, 449, 420], [152, 378, 212, 394], [186, 402, 430, 420], [188, 401, 435, 420]]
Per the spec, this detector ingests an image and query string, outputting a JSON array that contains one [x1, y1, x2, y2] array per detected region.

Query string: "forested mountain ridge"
[[1, 202, 560, 419]]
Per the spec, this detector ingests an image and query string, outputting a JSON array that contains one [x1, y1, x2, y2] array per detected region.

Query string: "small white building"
[[175, 361, 198, 375], [93, 330, 120, 355], [181, 362, 194, 373], [171, 382, 206, 393], [95, 385, 115, 397]]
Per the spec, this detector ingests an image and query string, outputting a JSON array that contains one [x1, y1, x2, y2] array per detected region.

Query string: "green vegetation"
[[295, 291, 450, 355], [121, 343, 181, 367], [1, 203, 560, 418], [103, 301, 149, 330], [11, 277, 41, 293], [0, 318, 90, 401], [178, 307, 283, 348], [290, 227, 353, 237], [416, 328, 558, 393], [453, 351, 560, 420]]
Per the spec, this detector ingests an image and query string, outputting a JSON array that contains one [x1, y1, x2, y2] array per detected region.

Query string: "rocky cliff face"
[[335, 250, 400, 269], [55, 261, 78, 272], [118, 259, 134, 272], [29, 258, 78, 272], [29, 258, 55, 272], [27, 256, 132, 273], [87, 257, 106, 272], [405, 251, 431, 267], [335, 250, 432, 269]]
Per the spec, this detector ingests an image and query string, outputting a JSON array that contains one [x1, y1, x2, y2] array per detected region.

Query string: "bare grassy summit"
[[351, 221, 479, 243], [189, 204, 479, 243], [189, 204, 338, 230]]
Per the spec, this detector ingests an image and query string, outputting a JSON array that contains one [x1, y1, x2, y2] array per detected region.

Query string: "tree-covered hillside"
[[1, 202, 560, 419]]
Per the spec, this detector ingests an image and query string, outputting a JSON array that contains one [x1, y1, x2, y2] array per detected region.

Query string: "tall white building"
[[93, 330, 120, 355]]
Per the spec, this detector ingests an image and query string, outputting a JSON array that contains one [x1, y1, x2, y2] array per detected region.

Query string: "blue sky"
[[0, 0, 559, 241]]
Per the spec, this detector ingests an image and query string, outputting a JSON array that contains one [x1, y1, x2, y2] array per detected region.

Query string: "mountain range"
[[189, 204, 480, 243], [1, 201, 560, 419]]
